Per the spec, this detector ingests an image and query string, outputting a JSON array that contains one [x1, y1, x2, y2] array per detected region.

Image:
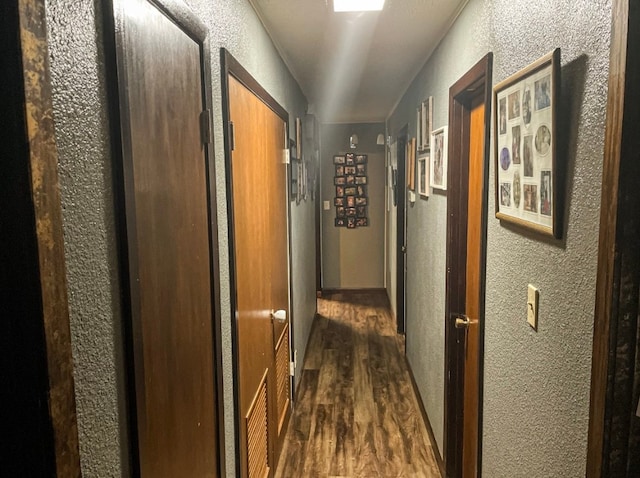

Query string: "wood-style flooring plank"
[[275, 290, 442, 478]]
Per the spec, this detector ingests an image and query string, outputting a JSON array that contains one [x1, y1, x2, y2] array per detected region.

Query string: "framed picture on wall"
[[430, 126, 448, 190], [417, 153, 430, 198], [334, 154, 345, 164], [289, 139, 297, 201], [493, 48, 560, 238], [295, 117, 303, 160], [416, 107, 422, 150], [407, 137, 416, 190], [421, 97, 433, 151]]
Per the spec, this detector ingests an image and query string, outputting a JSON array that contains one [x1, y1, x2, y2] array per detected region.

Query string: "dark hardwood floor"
[[275, 290, 442, 477]]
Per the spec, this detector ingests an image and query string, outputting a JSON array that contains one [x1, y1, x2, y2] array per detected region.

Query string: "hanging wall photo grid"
[[334, 153, 369, 228]]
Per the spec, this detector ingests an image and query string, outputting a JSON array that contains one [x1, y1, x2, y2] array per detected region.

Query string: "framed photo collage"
[[334, 153, 369, 228]]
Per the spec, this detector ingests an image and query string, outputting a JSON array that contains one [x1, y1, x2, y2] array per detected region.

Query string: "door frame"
[[443, 53, 493, 477], [104, 1, 225, 475], [220, 48, 294, 477], [396, 125, 408, 334], [587, 0, 640, 474], [2, 1, 81, 475]]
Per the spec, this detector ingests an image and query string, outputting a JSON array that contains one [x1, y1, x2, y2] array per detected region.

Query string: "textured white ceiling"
[[250, 0, 468, 123]]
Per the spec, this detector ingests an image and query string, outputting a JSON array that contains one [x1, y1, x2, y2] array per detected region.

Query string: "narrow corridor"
[[275, 290, 441, 477]]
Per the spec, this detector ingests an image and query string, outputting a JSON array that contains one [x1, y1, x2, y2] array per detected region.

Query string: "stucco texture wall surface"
[[45, 0, 313, 476], [45, 1, 129, 475], [387, 0, 610, 475]]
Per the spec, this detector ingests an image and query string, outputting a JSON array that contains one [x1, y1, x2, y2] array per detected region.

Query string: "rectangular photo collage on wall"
[[494, 49, 560, 238], [334, 153, 369, 228]]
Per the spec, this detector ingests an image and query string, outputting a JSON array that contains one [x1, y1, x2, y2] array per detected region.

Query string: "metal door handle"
[[271, 309, 287, 322], [454, 314, 471, 329]]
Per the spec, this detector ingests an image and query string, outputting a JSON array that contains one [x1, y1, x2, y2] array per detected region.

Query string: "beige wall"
[[321, 123, 386, 289]]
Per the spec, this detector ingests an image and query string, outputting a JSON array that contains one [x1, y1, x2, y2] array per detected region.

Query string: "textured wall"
[[387, 0, 611, 474], [320, 123, 386, 289], [45, 1, 129, 476], [46, 0, 313, 476]]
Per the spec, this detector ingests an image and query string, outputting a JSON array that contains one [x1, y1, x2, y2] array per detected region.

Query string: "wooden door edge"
[[586, 0, 632, 475], [444, 52, 493, 478], [17, 1, 82, 476]]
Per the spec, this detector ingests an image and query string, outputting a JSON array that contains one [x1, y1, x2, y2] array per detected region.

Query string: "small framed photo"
[[421, 97, 433, 151], [417, 153, 430, 198], [346, 196, 355, 207], [356, 164, 367, 175], [336, 186, 345, 197], [335, 217, 346, 227], [346, 175, 356, 185], [355, 176, 367, 185], [355, 197, 368, 206], [346, 207, 357, 217], [493, 48, 560, 238], [407, 137, 416, 190], [344, 186, 357, 196], [356, 206, 366, 218], [417, 107, 422, 151], [344, 165, 356, 175], [355, 217, 368, 227], [356, 185, 367, 197], [335, 165, 344, 176], [355, 154, 367, 164], [336, 206, 345, 218], [334, 176, 346, 185], [333, 154, 345, 165], [347, 217, 356, 229], [345, 153, 355, 165], [334, 197, 345, 206], [430, 126, 448, 190]]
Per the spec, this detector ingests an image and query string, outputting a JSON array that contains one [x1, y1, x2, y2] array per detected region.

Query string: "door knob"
[[454, 314, 471, 329], [271, 309, 287, 322]]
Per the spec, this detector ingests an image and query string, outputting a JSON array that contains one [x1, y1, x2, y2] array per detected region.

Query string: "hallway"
[[275, 290, 441, 477]]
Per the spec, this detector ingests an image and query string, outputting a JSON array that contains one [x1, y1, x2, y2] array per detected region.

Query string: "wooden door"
[[396, 126, 408, 334], [225, 53, 292, 478], [460, 101, 485, 476], [111, 1, 220, 476], [444, 54, 492, 478]]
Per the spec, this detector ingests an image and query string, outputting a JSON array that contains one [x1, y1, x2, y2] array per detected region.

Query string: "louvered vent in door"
[[275, 325, 290, 434], [246, 370, 269, 478]]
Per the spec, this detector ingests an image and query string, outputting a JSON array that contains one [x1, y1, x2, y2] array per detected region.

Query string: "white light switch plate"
[[527, 284, 538, 329], [323, 200, 330, 210]]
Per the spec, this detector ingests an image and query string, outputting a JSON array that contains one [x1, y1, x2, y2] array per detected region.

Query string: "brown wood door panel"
[[114, 0, 218, 476], [445, 54, 492, 478], [228, 73, 291, 477], [462, 102, 485, 478]]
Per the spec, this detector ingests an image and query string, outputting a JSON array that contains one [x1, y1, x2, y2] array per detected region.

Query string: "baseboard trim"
[[405, 356, 445, 476], [320, 287, 387, 296]]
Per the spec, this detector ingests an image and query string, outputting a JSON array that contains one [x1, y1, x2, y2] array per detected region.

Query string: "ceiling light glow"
[[333, 0, 385, 12]]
